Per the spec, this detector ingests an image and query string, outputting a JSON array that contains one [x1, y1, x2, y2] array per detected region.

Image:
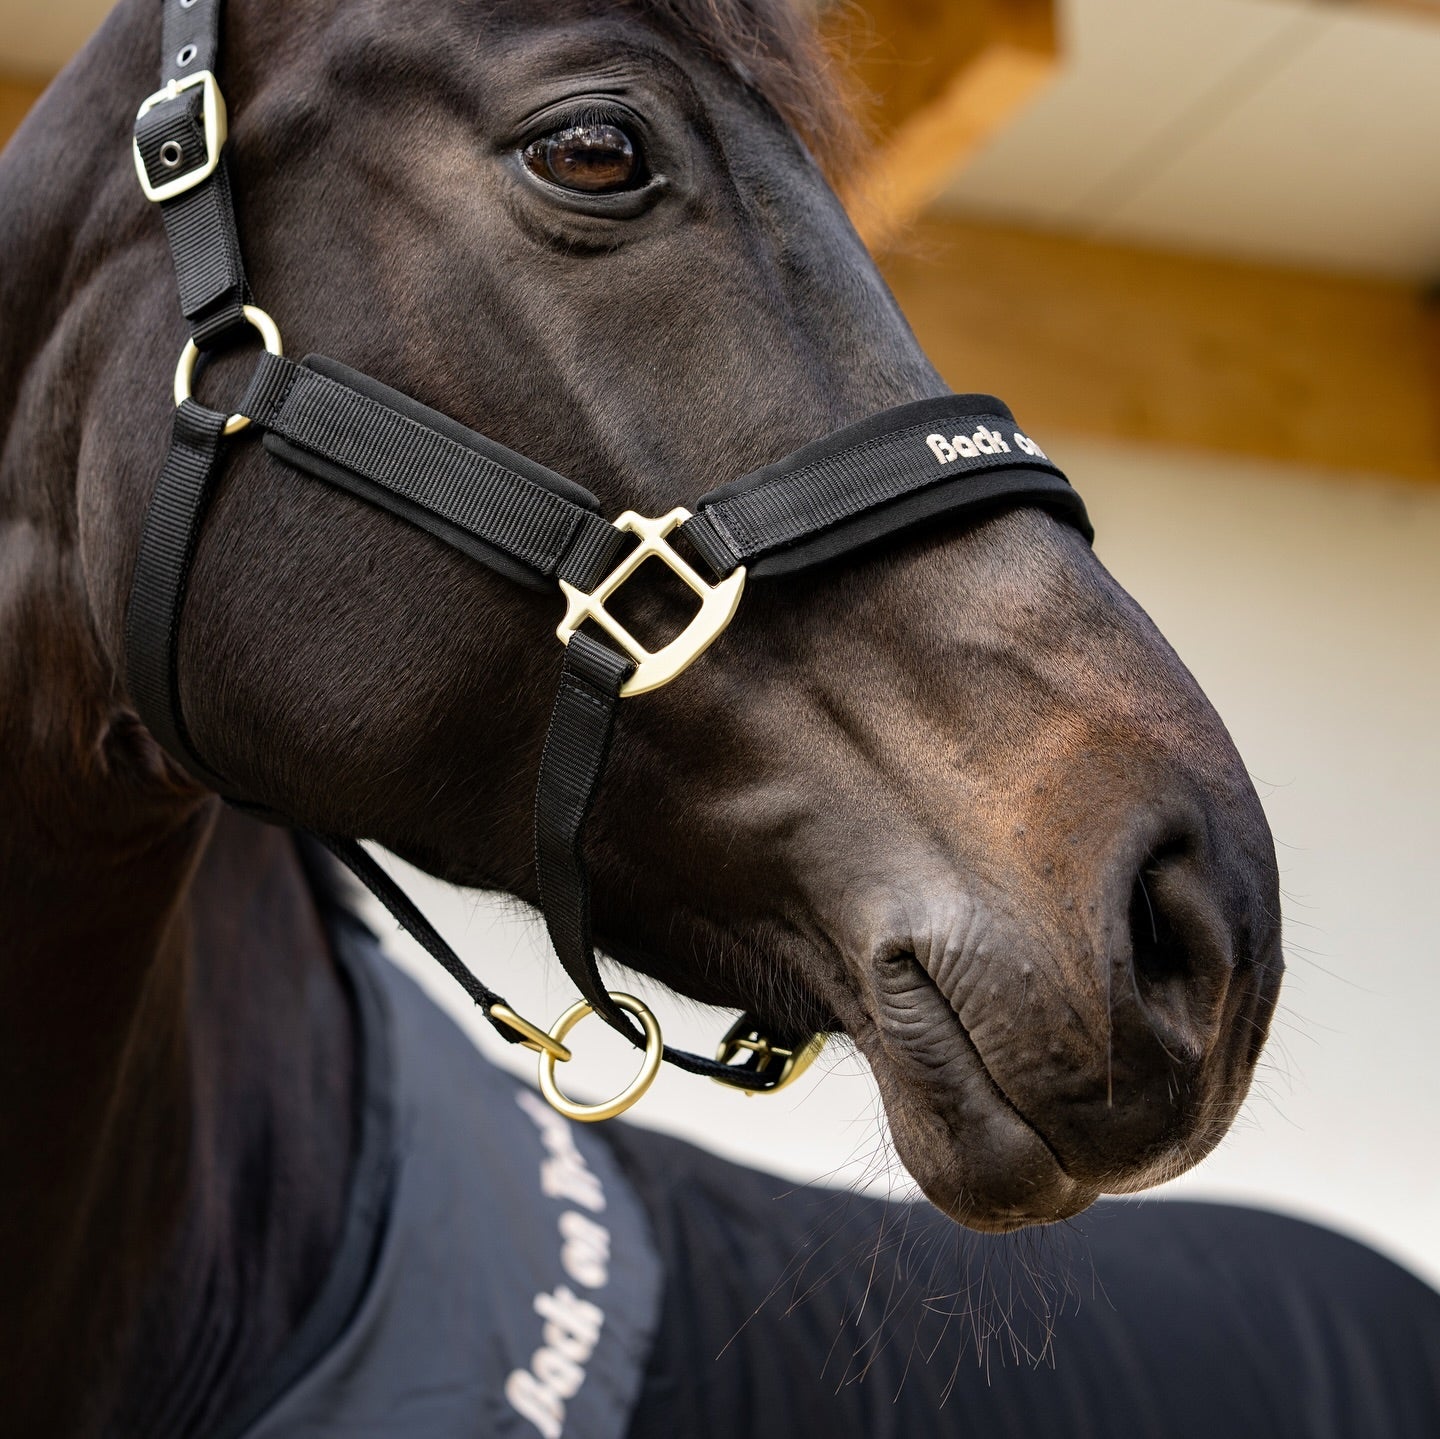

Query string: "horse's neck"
[[0, 589, 359, 1437], [104, 812, 359, 1437], [0, 626, 359, 1438], [1, 28, 357, 1439]]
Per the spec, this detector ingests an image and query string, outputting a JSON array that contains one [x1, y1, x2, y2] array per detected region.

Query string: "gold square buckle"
[[556, 508, 746, 697], [714, 1019, 827, 1094], [133, 70, 228, 203]]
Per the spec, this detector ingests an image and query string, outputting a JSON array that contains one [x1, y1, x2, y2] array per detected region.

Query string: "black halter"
[[126, 0, 1092, 1115]]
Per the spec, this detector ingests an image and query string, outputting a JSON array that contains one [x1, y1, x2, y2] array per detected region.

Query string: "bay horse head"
[[64, 0, 1280, 1231]]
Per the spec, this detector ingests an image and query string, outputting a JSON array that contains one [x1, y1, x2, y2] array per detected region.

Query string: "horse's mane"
[[632, 0, 858, 176]]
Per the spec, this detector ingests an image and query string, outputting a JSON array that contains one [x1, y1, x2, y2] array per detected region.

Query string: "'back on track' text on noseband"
[[126, 0, 1093, 1122]]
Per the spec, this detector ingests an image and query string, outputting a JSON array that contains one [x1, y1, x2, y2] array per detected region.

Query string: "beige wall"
[[373, 436, 1440, 1286]]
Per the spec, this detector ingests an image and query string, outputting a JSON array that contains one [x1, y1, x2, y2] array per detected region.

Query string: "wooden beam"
[[882, 216, 1440, 482], [1331, 0, 1440, 19], [0, 74, 47, 150], [825, 0, 1059, 254]]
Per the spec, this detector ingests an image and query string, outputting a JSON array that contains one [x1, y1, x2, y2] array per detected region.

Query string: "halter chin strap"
[[124, 0, 1093, 1118]]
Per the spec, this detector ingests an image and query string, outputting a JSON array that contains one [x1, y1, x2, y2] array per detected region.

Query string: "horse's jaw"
[[563, 507, 1284, 1233]]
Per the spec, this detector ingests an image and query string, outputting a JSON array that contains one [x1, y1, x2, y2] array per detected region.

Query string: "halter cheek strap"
[[124, 0, 1093, 1118]]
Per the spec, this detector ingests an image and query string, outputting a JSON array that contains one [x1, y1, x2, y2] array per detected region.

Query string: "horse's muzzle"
[[837, 805, 1283, 1229]]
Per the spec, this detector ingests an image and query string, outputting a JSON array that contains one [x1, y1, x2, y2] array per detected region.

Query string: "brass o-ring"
[[172, 303, 282, 435], [538, 992, 663, 1123]]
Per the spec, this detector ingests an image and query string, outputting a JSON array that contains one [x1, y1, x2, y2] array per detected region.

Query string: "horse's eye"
[[522, 122, 641, 193]]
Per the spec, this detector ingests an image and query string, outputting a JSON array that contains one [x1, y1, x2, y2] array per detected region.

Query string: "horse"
[[3, 0, 1437, 1434]]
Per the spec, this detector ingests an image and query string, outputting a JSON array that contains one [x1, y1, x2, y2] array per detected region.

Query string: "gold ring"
[[538, 992, 663, 1123], [173, 303, 283, 436]]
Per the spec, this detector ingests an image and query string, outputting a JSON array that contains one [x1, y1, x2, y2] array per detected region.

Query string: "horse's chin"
[[610, 933, 1097, 1231], [847, 1005, 1100, 1232]]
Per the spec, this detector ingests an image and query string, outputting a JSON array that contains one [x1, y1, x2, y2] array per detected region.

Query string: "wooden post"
[[881, 216, 1440, 482], [825, 0, 1059, 253], [0, 74, 48, 150]]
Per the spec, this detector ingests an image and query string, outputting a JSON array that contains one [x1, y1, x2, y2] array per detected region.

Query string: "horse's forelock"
[[627, 0, 859, 178]]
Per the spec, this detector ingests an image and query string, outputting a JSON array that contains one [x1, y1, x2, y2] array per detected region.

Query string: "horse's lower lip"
[[855, 954, 1094, 1228], [911, 967, 1071, 1170], [945, 995, 1067, 1164]]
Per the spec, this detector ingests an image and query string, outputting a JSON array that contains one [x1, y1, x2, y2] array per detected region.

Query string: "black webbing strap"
[[534, 632, 636, 1037], [133, 0, 250, 346], [245, 353, 630, 592], [683, 394, 1092, 578], [532, 633, 778, 1085], [123, 399, 235, 793], [313, 836, 535, 1046]]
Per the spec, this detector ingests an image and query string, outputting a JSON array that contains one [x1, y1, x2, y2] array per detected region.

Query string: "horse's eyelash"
[[551, 104, 639, 134]]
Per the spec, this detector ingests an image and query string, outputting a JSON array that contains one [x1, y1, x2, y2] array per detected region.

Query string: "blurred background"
[[4, 0, 1437, 1283]]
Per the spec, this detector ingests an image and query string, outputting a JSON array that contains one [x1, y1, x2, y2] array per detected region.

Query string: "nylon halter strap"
[[126, 0, 1093, 1120]]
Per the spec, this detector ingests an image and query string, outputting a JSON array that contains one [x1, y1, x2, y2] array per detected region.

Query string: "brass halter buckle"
[[714, 1018, 827, 1094], [134, 70, 229, 203], [556, 508, 746, 697]]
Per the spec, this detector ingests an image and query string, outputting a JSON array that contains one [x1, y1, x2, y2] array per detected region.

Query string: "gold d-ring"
[[173, 303, 283, 436], [538, 992, 663, 1123]]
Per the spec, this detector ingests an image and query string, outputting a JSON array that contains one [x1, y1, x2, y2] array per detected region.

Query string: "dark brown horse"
[[0, 0, 1348, 1432]]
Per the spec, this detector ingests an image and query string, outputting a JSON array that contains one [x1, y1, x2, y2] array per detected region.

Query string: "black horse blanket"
[[219, 899, 1440, 1438]]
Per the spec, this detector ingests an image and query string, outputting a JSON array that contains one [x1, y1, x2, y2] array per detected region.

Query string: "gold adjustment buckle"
[[557, 508, 745, 697], [133, 70, 228, 203], [714, 1018, 827, 1095], [537, 993, 664, 1123]]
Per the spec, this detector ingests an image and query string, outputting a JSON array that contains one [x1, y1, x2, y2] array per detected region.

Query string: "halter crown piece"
[[126, 0, 1092, 1122]]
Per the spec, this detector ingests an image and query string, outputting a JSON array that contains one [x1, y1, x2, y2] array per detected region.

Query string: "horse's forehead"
[[313, 6, 721, 88]]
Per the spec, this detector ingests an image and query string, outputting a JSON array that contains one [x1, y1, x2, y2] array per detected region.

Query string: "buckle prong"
[[557, 508, 745, 697]]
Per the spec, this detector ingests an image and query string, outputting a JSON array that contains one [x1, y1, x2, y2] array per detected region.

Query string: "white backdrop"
[[366, 434, 1440, 1287]]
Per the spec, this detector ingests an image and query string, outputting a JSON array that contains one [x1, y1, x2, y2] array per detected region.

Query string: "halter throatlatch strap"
[[124, 0, 1095, 1113]]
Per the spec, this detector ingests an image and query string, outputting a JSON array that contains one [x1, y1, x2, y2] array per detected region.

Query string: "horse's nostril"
[[1123, 836, 1231, 1050], [1128, 850, 1192, 992]]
